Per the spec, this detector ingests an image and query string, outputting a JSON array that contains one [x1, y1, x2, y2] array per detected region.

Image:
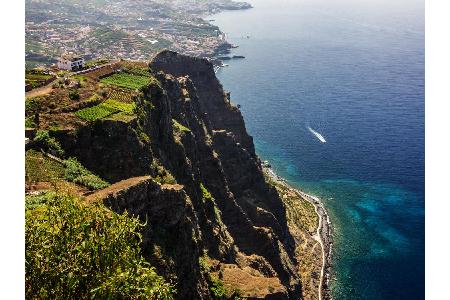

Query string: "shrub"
[[63, 157, 109, 190], [25, 117, 36, 128], [200, 183, 214, 202], [33, 130, 64, 157], [25, 192, 174, 300], [210, 276, 227, 300], [199, 252, 212, 273], [99, 88, 109, 98], [25, 97, 42, 116], [68, 89, 80, 100], [172, 119, 191, 133], [151, 160, 177, 185]]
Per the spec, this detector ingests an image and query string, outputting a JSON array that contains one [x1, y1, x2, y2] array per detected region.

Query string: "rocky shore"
[[263, 165, 333, 300]]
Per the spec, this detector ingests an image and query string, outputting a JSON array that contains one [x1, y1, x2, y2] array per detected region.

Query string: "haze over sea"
[[211, 0, 424, 298]]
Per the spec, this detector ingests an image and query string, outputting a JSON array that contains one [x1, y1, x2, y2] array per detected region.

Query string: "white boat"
[[307, 127, 326, 143]]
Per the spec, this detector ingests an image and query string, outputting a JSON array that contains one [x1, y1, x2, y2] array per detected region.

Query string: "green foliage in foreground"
[[75, 99, 136, 122], [63, 157, 109, 190], [25, 193, 174, 300], [100, 73, 151, 90]]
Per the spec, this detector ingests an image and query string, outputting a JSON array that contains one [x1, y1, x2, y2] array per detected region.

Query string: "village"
[[25, 0, 250, 69]]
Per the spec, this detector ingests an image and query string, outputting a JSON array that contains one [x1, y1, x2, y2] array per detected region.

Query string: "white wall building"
[[57, 54, 85, 71]]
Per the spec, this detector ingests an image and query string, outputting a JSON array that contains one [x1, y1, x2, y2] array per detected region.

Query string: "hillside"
[[25, 51, 324, 299]]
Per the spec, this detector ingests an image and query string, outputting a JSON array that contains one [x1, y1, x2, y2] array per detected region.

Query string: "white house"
[[57, 54, 85, 71]]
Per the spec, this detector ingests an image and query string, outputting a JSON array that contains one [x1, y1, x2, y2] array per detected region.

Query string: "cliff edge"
[[26, 51, 325, 299]]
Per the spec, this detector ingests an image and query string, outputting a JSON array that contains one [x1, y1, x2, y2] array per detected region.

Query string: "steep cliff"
[[31, 51, 323, 299]]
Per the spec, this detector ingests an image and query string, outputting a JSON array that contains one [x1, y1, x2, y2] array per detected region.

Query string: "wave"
[[307, 127, 327, 143]]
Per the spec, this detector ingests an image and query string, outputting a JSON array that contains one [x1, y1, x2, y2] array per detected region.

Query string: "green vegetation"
[[26, 192, 174, 300], [75, 103, 117, 121], [25, 117, 36, 128], [109, 88, 135, 103], [26, 150, 109, 191], [33, 130, 64, 157], [126, 67, 152, 77], [26, 150, 65, 184], [25, 70, 53, 89], [92, 27, 128, 45], [72, 74, 88, 82], [56, 70, 70, 77], [103, 98, 135, 114], [68, 89, 80, 100], [25, 96, 43, 116], [85, 58, 110, 68], [210, 276, 227, 300], [100, 73, 151, 90], [63, 157, 109, 190], [172, 119, 191, 133], [75, 99, 136, 122], [105, 111, 137, 123], [199, 251, 243, 300], [199, 252, 212, 273], [200, 183, 214, 202], [151, 160, 177, 185]]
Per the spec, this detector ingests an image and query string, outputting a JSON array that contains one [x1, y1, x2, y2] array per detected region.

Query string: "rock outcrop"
[[53, 51, 305, 299]]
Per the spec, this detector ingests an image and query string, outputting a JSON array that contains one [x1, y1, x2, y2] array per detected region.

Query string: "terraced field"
[[25, 72, 54, 89], [108, 88, 135, 103], [100, 73, 150, 90], [75, 99, 136, 122]]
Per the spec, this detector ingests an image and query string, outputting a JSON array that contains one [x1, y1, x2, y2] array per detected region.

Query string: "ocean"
[[210, 0, 424, 298]]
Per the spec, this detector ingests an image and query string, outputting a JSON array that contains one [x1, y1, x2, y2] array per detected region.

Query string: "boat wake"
[[308, 127, 327, 143]]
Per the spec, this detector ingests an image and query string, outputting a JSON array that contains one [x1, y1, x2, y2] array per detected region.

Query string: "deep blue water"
[[210, 0, 424, 299]]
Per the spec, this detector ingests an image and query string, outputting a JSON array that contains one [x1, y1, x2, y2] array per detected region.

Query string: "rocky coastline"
[[263, 165, 333, 300]]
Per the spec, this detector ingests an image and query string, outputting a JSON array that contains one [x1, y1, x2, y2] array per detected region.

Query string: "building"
[[57, 54, 85, 71]]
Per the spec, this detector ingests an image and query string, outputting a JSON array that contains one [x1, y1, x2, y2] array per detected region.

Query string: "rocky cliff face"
[[57, 51, 305, 299]]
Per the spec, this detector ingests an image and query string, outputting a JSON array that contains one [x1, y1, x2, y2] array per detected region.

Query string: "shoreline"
[[263, 166, 333, 300]]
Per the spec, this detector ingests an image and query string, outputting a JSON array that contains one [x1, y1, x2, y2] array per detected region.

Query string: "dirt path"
[[85, 176, 151, 203], [26, 82, 55, 98]]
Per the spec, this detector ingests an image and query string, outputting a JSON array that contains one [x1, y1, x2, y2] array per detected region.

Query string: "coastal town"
[[26, 0, 251, 69]]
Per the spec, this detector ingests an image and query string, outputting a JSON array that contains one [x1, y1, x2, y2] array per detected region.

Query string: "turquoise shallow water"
[[211, 0, 424, 298]]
